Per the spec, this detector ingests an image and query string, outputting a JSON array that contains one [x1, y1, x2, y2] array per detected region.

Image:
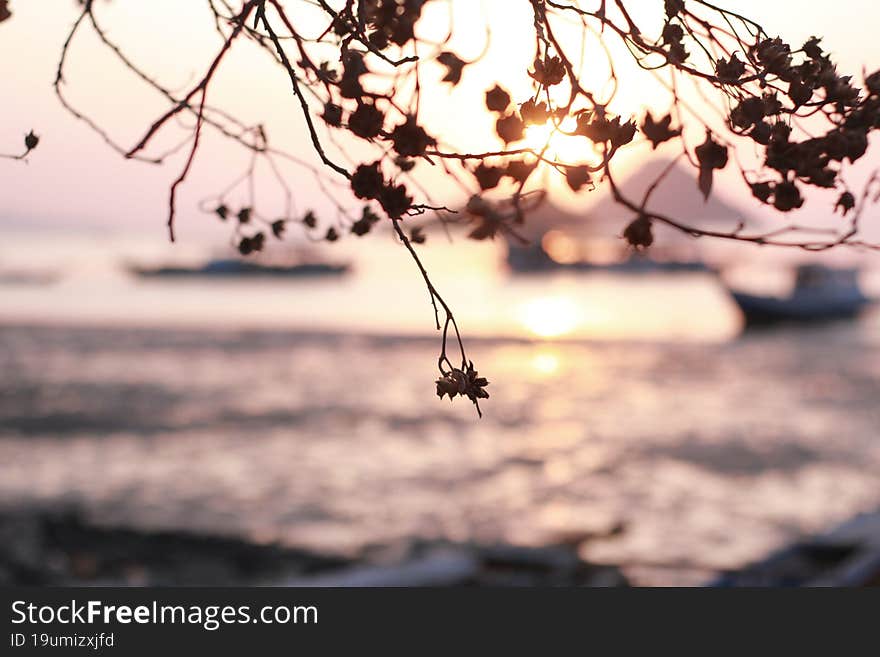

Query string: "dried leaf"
[[835, 191, 856, 216], [695, 133, 728, 201], [24, 130, 39, 151], [496, 113, 525, 144], [698, 166, 714, 201], [437, 52, 466, 85], [474, 163, 504, 190], [565, 165, 593, 192], [485, 85, 511, 113], [641, 113, 680, 148]]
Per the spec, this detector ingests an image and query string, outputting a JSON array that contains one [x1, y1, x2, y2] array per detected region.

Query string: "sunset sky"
[[2, 0, 880, 246]]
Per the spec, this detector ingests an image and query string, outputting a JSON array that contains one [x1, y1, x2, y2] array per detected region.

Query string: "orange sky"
[[2, 0, 880, 246]]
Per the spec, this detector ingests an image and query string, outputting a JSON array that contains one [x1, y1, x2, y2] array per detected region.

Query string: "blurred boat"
[[728, 265, 872, 325], [0, 269, 60, 286], [129, 258, 349, 279]]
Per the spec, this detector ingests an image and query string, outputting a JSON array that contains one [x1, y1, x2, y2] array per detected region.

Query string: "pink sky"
[[2, 1, 880, 247]]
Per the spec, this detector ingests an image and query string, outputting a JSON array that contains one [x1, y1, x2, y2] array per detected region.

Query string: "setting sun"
[[524, 117, 594, 163], [517, 296, 583, 338]]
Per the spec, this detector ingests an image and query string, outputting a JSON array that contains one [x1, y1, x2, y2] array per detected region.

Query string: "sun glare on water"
[[530, 349, 563, 376]]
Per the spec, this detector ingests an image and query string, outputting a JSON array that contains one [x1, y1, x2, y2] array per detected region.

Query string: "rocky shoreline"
[[7, 507, 879, 587], [0, 509, 629, 587]]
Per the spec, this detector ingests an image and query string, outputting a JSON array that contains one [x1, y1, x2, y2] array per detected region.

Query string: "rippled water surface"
[[2, 318, 879, 585]]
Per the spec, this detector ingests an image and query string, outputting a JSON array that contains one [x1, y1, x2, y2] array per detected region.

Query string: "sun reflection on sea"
[[529, 348, 563, 378]]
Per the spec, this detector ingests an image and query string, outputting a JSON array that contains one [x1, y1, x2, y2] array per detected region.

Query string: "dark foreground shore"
[[0, 508, 629, 587], [4, 507, 880, 587]]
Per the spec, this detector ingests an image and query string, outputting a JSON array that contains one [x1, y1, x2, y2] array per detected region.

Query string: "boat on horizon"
[[128, 258, 350, 279], [728, 264, 872, 326], [0, 269, 60, 286]]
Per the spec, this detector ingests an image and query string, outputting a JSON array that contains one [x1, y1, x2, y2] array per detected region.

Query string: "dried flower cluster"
[[436, 362, 490, 417]]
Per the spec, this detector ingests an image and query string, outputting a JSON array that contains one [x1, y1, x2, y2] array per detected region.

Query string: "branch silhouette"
[[12, 0, 880, 415]]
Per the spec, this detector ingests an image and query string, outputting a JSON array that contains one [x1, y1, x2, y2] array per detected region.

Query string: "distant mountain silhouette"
[[519, 159, 751, 242]]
